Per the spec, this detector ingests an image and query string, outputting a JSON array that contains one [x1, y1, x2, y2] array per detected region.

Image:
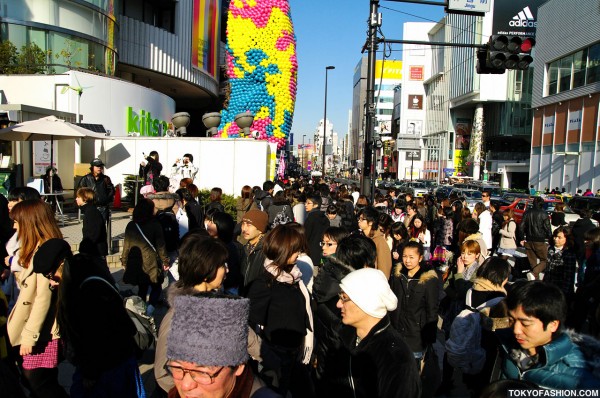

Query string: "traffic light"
[[477, 35, 536, 74]]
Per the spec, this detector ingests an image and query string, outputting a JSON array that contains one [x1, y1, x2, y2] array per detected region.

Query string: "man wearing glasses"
[[304, 194, 330, 266], [165, 294, 280, 398], [335, 268, 421, 398], [481, 190, 491, 208]]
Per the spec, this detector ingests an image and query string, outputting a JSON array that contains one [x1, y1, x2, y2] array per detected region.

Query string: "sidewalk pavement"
[[56, 207, 166, 397]]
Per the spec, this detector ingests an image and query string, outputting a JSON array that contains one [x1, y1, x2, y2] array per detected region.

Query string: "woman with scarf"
[[543, 226, 578, 302], [246, 224, 314, 396]]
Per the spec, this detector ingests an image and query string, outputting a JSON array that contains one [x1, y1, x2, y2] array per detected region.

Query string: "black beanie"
[[33, 238, 72, 275]]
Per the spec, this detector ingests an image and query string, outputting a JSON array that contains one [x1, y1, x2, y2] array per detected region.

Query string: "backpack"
[[271, 205, 292, 229], [156, 211, 179, 252], [445, 290, 504, 374], [81, 277, 158, 355]]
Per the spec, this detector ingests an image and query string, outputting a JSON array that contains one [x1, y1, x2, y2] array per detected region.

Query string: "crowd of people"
[[1, 151, 600, 397]]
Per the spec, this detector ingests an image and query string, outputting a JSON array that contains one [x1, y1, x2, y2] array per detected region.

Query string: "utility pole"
[[361, 0, 380, 199]]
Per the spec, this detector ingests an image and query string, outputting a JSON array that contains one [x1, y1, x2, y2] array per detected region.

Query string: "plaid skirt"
[[22, 338, 62, 370]]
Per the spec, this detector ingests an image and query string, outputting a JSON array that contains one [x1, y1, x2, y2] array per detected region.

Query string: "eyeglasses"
[[482, 194, 489, 197], [358, 217, 367, 222], [338, 293, 352, 303], [320, 241, 336, 247], [165, 363, 226, 385]]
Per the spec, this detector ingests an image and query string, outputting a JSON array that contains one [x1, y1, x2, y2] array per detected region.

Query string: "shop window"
[[547, 61, 558, 95], [587, 43, 600, 84]]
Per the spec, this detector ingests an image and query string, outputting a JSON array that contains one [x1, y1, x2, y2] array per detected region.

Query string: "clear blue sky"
[[288, 0, 445, 145]]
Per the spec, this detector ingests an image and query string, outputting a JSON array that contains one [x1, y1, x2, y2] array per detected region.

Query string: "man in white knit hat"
[[334, 268, 421, 398]]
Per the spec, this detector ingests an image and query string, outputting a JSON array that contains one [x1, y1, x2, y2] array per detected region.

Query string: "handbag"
[[135, 223, 165, 283]]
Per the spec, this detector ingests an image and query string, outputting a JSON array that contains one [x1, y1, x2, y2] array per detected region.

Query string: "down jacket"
[[389, 265, 439, 353], [498, 329, 600, 389]]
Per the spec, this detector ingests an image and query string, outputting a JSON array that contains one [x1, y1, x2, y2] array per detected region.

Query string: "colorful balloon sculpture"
[[217, 0, 297, 149]]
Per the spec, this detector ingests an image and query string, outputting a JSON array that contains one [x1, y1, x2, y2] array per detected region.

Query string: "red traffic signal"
[[520, 37, 536, 53]]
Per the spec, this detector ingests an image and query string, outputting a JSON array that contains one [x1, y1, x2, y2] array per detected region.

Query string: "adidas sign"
[[509, 6, 537, 28]]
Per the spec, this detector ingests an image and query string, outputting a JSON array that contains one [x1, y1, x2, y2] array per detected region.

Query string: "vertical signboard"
[[454, 118, 471, 176], [192, 0, 221, 79]]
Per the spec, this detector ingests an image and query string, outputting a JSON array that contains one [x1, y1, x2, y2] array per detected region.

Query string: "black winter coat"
[[337, 316, 421, 398], [389, 266, 439, 353], [520, 207, 552, 242], [247, 271, 308, 348], [77, 173, 115, 206], [241, 239, 266, 293], [80, 203, 108, 256], [572, 217, 596, 262], [304, 210, 330, 266], [312, 258, 357, 389]]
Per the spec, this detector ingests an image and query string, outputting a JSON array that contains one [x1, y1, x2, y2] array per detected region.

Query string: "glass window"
[[572, 49, 587, 88], [559, 55, 573, 93], [587, 43, 600, 84], [547, 60, 558, 95]]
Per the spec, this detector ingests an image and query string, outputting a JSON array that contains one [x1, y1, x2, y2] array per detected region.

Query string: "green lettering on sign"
[[126, 107, 169, 137]]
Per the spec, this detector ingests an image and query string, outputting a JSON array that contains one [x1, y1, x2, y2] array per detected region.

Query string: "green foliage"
[[198, 189, 238, 220], [0, 41, 46, 74], [0, 41, 18, 74], [15, 43, 46, 74], [54, 39, 83, 68]]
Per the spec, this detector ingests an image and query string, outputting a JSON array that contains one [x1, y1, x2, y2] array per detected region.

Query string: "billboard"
[[375, 60, 402, 80], [191, 0, 221, 79], [492, 0, 546, 37]]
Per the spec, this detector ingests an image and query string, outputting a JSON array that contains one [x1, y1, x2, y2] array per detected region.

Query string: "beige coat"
[[7, 257, 59, 347], [371, 230, 392, 279]]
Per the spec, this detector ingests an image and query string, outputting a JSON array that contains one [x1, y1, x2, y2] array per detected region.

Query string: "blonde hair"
[[460, 239, 481, 255]]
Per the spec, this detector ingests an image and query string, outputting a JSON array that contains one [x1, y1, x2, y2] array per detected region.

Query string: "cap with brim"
[[90, 158, 105, 167]]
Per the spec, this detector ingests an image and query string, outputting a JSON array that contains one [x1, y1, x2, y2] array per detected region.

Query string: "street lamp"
[[322, 65, 335, 176], [301, 134, 306, 171]]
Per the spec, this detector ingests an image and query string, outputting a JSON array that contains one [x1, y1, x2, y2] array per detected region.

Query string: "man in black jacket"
[[240, 209, 268, 294], [520, 197, 552, 279], [77, 158, 115, 223], [304, 194, 330, 266], [335, 268, 421, 398]]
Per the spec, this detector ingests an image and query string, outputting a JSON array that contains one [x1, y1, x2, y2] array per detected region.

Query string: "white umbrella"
[[0, 115, 111, 192]]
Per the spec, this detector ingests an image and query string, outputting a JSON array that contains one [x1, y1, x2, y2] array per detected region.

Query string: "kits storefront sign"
[[492, 0, 546, 37], [126, 107, 169, 137]]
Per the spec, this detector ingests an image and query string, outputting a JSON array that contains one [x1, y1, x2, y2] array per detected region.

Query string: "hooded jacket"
[[498, 329, 600, 389], [389, 265, 439, 353], [337, 316, 421, 398]]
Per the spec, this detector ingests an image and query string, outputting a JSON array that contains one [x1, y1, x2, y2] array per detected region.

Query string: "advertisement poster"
[[409, 66, 424, 81], [406, 120, 423, 136], [455, 118, 471, 150], [453, 150, 469, 176], [191, 0, 221, 79], [33, 141, 58, 176], [375, 60, 403, 80]]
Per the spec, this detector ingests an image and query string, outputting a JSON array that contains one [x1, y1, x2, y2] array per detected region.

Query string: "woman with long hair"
[[391, 221, 409, 268], [409, 214, 431, 260], [7, 200, 67, 398], [543, 226, 578, 301], [247, 224, 313, 396], [154, 232, 229, 393], [498, 209, 518, 255], [209, 212, 244, 295], [358, 206, 392, 279], [121, 199, 168, 315], [139, 150, 162, 186]]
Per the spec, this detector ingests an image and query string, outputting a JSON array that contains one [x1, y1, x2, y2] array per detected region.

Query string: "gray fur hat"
[[167, 294, 250, 366]]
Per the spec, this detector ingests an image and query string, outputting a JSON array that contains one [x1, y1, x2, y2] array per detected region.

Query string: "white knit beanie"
[[339, 268, 398, 318]]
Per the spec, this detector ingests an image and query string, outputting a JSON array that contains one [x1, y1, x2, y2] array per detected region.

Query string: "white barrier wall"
[[94, 137, 270, 196]]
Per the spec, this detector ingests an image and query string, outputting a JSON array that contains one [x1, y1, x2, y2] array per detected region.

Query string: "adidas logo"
[[509, 6, 537, 28]]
